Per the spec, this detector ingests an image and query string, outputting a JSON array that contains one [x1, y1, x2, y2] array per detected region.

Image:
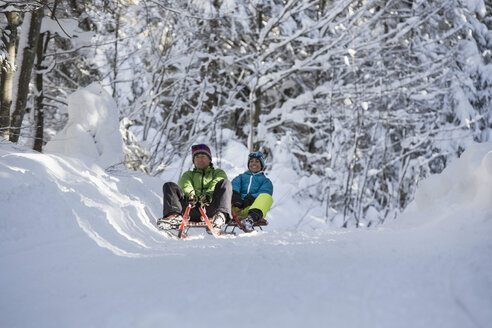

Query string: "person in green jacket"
[[157, 144, 232, 231]]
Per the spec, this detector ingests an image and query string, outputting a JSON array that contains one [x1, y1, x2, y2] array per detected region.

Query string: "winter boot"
[[212, 211, 227, 229], [240, 217, 254, 232], [157, 214, 183, 230], [240, 209, 262, 233]]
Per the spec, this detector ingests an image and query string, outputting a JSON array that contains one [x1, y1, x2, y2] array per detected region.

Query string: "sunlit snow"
[[1, 84, 491, 328]]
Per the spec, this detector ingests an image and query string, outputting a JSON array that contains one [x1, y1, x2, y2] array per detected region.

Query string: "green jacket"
[[178, 165, 227, 200]]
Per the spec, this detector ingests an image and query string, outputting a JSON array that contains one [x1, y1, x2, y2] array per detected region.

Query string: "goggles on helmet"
[[192, 144, 209, 151], [248, 152, 263, 159]]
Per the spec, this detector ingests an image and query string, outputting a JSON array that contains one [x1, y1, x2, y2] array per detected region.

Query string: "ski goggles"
[[248, 152, 263, 159], [191, 144, 211, 159], [192, 144, 210, 151]]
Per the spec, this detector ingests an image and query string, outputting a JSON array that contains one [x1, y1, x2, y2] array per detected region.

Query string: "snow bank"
[[1, 136, 491, 328], [398, 141, 492, 227], [45, 83, 124, 168], [0, 140, 165, 257]]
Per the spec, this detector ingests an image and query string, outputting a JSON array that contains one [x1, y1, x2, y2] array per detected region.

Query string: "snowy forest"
[[1, 0, 491, 227]]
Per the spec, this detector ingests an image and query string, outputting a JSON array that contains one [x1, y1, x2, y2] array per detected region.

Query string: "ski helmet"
[[248, 152, 265, 171]]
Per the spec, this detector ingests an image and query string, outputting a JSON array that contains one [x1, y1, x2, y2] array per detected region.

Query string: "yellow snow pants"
[[232, 193, 273, 219]]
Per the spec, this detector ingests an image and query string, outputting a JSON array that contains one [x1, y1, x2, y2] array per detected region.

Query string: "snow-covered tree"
[[3, 0, 489, 227], [84, 0, 491, 226]]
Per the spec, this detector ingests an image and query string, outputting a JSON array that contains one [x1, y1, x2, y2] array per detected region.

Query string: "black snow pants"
[[162, 179, 232, 222]]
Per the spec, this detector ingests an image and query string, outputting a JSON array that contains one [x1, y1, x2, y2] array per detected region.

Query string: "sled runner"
[[158, 197, 269, 238], [223, 209, 268, 234], [177, 202, 222, 239], [158, 196, 229, 239]]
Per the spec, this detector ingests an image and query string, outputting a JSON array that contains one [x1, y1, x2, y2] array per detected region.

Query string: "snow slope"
[[1, 138, 491, 328], [1, 84, 491, 327]]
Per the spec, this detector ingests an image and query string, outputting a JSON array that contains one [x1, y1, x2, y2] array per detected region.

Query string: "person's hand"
[[199, 194, 211, 205], [232, 191, 243, 208], [243, 194, 255, 208], [187, 192, 196, 204]]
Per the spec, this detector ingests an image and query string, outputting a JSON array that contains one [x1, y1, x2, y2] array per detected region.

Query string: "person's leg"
[[240, 193, 274, 232], [159, 182, 188, 230], [206, 179, 232, 227], [247, 193, 273, 220], [234, 193, 273, 220], [207, 179, 232, 217], [231, 206, 248, 220], [162, 182, 186, 217]]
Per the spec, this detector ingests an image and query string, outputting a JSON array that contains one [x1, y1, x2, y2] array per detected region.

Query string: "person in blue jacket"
[[231, 152, 274, 232]]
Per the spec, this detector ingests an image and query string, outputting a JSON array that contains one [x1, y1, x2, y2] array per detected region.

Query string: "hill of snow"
[[1, 85, 491, 328], [1, 138, 491, 328]]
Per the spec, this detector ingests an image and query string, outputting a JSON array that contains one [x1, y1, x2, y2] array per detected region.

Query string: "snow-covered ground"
[[1, 85, 491, 328]]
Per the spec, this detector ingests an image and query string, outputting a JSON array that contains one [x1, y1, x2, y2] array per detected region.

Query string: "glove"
[[199, 194, 211, 205], [243, 194, 256, 208], [187, 192, 196, 204], [232, 191, 244, 208]]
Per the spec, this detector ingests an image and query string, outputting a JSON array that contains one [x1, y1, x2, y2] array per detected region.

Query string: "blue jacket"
[[232, 170, 273, 198]]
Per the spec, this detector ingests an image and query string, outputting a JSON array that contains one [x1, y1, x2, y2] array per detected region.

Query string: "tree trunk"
[[33, 32, 48, 152], [248, 76, 260, 153], [112, 3, 120, 99], [0, 12, 21, 140], [248, 5, 263, 153], [9, 6, 43, 143]]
